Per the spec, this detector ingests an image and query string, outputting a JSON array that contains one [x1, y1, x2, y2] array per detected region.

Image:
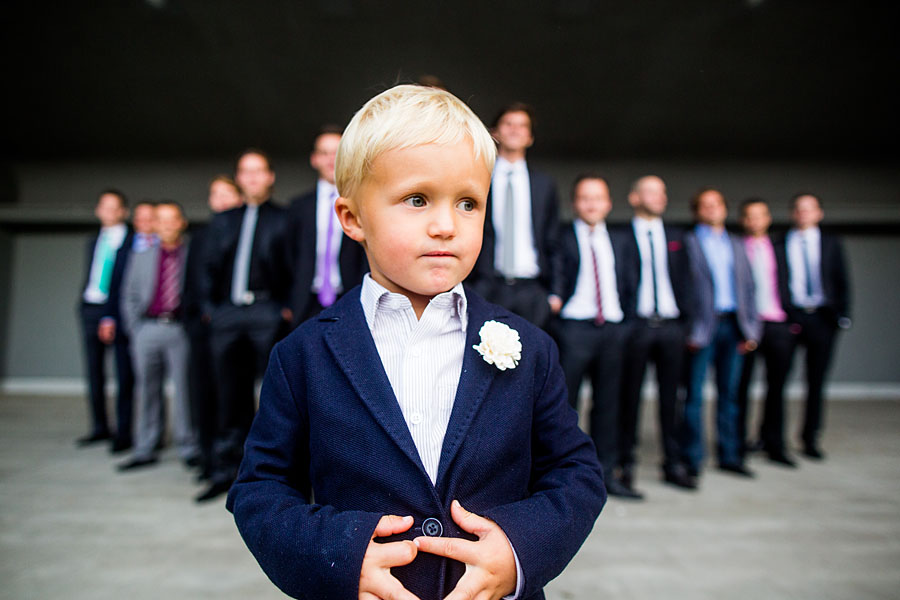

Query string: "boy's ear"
[[335, 196, 365, 243]]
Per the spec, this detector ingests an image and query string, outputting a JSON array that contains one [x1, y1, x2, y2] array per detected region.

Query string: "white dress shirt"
[[632, 217, 680, 319], [561, 220, 624, 322], [491, 156, 540, 279], [83, 223, 128, 304], [786, 227, 825, 308], [359, 275, 523, 598], [312, 179, 343, 294]]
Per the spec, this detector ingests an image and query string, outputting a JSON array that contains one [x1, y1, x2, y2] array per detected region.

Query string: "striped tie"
[[158, 250, 181, 313], [590, 238, 605, 325]]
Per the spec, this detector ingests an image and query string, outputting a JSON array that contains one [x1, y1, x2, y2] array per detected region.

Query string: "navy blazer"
[[685, 229, 761, 346], [550, 222, 639, 321], [227, 286, 605, 600], [778, 230, 851, 327], [202, 201, 292, 311], [471, 167, 560, 290], [80, 228, 134, 324], [285, 189, 368, 327]]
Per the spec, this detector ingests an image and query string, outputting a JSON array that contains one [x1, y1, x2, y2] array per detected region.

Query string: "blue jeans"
[[682, 315, 744, 471]]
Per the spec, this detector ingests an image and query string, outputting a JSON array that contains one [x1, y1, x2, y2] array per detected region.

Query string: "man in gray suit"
[[683, 188, 761, 480], [118, 201, 198, 471]]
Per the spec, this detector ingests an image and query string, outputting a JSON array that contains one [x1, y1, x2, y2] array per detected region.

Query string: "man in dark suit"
[[736, 198, 799, 466], [470, 102, 559, 329], [549, 174, 639, 499], [286, 125, 367, 328], [182, 175, 244, 481], [618, 175, 697, 494], [783, 192, 851, 460], [118, 201, 198, 471], [198, 149, 293, 502], [683, 187, 761, 479], [76, 189, 135, 453]]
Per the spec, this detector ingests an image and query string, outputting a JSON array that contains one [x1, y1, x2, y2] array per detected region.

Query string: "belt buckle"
[[242, 291, 255, 305], [647, 314, 663, 328], [803, 307, 817, 314]]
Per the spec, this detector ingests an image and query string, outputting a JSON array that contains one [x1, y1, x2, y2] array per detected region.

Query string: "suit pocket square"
[[668, 241, 682, 251]]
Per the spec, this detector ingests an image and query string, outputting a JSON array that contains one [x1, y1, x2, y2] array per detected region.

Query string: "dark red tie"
[[590, 241, 604, 325], [158, 251, 181, 313]]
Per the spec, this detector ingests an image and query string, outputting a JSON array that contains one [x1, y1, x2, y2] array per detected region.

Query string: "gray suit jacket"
[[121, 241, 190, 337], [685, 229, 760, 347]]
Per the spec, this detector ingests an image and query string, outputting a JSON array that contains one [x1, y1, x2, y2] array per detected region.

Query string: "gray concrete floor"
[[1, 394, 899, 600]]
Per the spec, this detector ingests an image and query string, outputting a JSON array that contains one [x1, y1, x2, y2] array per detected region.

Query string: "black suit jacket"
[[80, 227, 134, 324], [285, 189, 367, 326], [202, 201, 292, 311], [182, 224, 209, 326], [778, 230, 851, 326], [550, 222, 639, 321], [621, 222, 695, 324], [471, 166, 560, 289]]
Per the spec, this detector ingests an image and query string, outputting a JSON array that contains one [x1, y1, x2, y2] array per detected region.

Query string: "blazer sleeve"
[[684, 233, 713, 347], [120, 252, 142, 338], [827, 235, 852, 323], [226, 344, 382, 600], [481, 336, 606, 597], [103, 232, 133, 324]]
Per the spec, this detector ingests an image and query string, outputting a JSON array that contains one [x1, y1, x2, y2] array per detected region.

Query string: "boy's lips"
[[423, 250, 455, 257]]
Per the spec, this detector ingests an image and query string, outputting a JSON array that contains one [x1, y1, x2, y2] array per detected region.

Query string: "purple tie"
[[318, 190, 338, 308]]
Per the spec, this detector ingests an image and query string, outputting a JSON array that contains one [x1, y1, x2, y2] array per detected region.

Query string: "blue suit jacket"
[[226, 286, 605, 600]]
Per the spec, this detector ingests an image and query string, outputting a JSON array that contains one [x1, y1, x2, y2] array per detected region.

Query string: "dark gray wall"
[[1, 159, 897, 386]]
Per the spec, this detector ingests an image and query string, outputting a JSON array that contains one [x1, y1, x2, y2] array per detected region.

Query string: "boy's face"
[[337, 140, 490, 313], [95, 193, 128, 227], [573, 178, 612, 226], [741, 202, 771, 236], [310, 133, 341, 184]]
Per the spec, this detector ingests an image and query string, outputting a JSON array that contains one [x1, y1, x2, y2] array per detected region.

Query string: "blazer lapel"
[[321, 291, 429, 478], [435, 290, 501, 488]]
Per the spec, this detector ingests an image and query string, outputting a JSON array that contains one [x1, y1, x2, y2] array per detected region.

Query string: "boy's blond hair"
[[335, 84, 497, 199]]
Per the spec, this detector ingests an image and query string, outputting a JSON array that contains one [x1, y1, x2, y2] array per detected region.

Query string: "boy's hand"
[[359, 515, 420, 600], [414, 500, 517, 600]]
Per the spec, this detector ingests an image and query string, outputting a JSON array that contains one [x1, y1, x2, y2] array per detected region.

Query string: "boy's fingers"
[[359, 573, 421, 600], [449, 499, 494, 537], [413, 535, 478, 564], [371, 539, 419, 568], [373, 514, 414, 538]]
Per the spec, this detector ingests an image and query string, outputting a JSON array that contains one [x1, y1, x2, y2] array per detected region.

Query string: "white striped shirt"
[[360, 274, 467, 484], [360, 274, 524, 599]]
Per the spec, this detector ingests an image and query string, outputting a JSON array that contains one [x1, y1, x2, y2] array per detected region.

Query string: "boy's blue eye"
[[405, 196, 426, 208], [458, 199, 475, 212]]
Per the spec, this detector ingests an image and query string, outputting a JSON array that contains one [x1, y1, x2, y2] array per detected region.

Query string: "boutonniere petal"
[[473, 320, 521, 371]]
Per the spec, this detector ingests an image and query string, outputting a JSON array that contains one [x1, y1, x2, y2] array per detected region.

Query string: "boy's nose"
[[427, 207, 456, 238]]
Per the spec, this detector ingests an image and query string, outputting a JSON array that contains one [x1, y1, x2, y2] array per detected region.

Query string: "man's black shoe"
[[663, 467, 698, 490], [195, 480, 231, 503], [718, 463, 755, 478], [110, 437, 133, 454], [802, 445, 825, 460], [767, 452, 798, 468], [76, 432, 112, 447], [606, 479, 644, 501], [184, 455, 202, 469], [117, 456, 158, 472]]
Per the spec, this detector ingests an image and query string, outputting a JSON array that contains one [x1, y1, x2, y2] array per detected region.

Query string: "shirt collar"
[[695, 223, 727, 240], [494, 155, 527, 176], [317, 178, 338, 202], [360, 274, 468, 332], [575, 218, 607, 236]]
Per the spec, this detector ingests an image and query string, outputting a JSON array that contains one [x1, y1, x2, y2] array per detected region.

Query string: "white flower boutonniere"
[[473, 320, 522, 371]]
